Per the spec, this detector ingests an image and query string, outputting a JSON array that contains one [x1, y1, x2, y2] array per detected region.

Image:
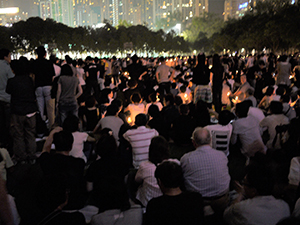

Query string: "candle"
[[127, 117, 132, 124], [227, 92, 230, 97]]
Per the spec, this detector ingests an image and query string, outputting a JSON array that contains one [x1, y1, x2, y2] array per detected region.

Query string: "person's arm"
[[42, 126, 63, 153], [56, 83, 62, 105], [92, 120, 101, 133], [170, 69, 175, 82], [139, 71, 147, 80], [87, 135, 95, 142], [0, 176, 13, 225], [156, 71, 160, 83], [231, 126, 238, 145], [75, 83, 83, 99]]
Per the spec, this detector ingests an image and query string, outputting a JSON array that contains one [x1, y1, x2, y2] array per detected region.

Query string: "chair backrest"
[[211, 130, 230, 156]]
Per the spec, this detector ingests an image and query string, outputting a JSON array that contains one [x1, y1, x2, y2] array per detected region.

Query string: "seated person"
[[63, 115, 95, 163], [224, 159, 290, 225], [123, 114, 158, 169], [85, 128, 130, 213], [170, 104, 195, 146], [260, 101, 289, 150], [231, 101, 267, 157], [39, 128, 86, 210], [135, 136, 169, 207], [145, 161, 204, 225]]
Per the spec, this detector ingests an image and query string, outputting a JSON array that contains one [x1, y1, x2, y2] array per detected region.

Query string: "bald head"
[[192, 128, 211, 146]]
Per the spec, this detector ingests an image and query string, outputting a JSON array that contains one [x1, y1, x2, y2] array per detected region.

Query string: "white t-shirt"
[[127, 103, 145, 123], [69, 131, 88, 162]]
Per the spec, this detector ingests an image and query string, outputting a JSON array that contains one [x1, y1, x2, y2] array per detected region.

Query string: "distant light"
[[238, 2, 248, 10], [0, 7, 19, 14]]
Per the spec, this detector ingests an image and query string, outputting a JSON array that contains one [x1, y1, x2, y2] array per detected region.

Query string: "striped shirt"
[[123, 126, 158, 168]]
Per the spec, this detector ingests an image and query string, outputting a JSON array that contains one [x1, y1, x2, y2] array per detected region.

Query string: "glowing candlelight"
[[209, 65, 212, 69], [127, 117, 132, 124], [227, 92, 230, 97], [235, 96, 238, 101]]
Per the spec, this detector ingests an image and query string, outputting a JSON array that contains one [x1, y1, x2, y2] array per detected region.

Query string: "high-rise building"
[[40, 1, 52, 20], [51, 0, 74, 27]]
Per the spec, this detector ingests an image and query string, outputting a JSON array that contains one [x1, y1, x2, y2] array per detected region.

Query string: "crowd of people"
[[1, 46, 300, 225]]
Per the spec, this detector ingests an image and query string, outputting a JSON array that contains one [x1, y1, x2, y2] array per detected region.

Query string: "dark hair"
[[179, 85, 186, 93], [164, 93, 174, 105], [174, 96, 183, 106], [106, 104, 119, 116], [280, 94, 290, 103], [35, 46, 46, 58], [236, 101, 251, 118], [148, 92, 157, 103], [99, 88, 112, 104], [127, 79, 137, 88], [95, 128, 117, 159], [269, 101, 283, 114], [179, 104, 189, 115], [149, 136, 169, 165], [0, 48, 10, 60], [53, 130, 74, 152], [276, 86, 286, 96], [61, 64, 73, 76], [246, 161, 275, 196], [62, 115, 79, 133], [148, 104, 160, 118], [218, 110, 234, 125], [85, 95, 96, 108], [65, 55, 72, 64], [10, 60, 28, 76], [155, 161, 183, 188], [130, 92, 142, 103], [197, 53, 205, 66], [111, 98, 123, 108], [265, 86, 275, 96], [135, 113, 148, 126]]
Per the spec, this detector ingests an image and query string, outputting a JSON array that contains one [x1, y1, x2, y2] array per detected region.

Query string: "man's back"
[[123, 126, 158, 168], [180, 145, 230, 198]]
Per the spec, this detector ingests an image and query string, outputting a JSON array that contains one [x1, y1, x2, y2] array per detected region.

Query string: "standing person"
[[211, 54, 224, 113], [193, 53, 212, 106], [56, 64, 83, 126], [84, 56, 100, 101], [6, 60, 38, 164], [32, 46, 56, 129], [156, 57, 175, 99], [111, 56, 121, 85], [0, 48, 14, 149], [276, 55, 291, 86]]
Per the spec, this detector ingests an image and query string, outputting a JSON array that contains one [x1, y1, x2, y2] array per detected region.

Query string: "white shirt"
[[69, 132, 88, 162], [224, 196, 290, 225]]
